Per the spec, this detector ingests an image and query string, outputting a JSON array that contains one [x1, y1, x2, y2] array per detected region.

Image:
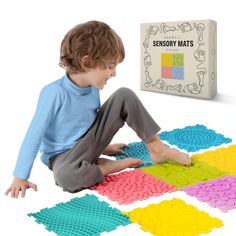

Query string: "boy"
[[5, 21, 191, 198]]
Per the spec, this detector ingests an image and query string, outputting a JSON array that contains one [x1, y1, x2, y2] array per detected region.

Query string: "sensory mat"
[[123, 198, 223, 236], [28, 194, 131, 236], [141, 158, 226, 189], [159, 124, 232, 152], [90, 169, 176, 204], [114, 141, 153, 166], [183, 176, 236, 212], [192, 144, 236, 175], [28, 124, 234, 236]]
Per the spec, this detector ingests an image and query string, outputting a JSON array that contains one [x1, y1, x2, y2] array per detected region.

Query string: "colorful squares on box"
[[161, 53, 184, 80], [90, 170, 176, 204], [183, 176, 236, 212], [141, 158, 226, 189], [161, 66, 172, 79], [172, 67, 184, 80], [161, 53, 173, 66], [192, 144, 236, 175], [123, 198, 223, 236], [159, 124, 232, 152], [28, 194, 131, 236], [172, 53, 184, 66]]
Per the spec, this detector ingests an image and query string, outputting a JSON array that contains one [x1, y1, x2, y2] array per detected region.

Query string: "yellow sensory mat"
[[192, 144, 236, 175], [123, 198, 223, 236]]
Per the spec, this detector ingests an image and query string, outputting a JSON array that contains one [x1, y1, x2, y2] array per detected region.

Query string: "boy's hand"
[[103, 143, 130, 156], [5, 177, 37, 198]]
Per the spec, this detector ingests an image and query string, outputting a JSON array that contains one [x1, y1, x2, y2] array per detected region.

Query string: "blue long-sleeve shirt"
[[13, 74, 100, 180]]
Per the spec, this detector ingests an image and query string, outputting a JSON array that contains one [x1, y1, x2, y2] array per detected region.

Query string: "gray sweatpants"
[[49, 87, 160, 193]]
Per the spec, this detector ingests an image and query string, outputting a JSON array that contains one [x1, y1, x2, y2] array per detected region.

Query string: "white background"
[[0, 0, 236, 235]]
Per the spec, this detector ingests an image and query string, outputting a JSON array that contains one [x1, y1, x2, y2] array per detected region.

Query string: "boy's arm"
[[7, 84, 63, 198]]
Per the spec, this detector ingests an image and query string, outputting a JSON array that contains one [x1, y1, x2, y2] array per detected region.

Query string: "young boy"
[[5, 21, 191, 198]]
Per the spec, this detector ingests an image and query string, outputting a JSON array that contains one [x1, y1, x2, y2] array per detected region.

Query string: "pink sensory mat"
[[90, 169, 176, 204]]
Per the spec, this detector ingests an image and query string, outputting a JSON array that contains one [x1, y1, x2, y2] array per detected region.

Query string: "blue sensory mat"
[[114, 124, 232, 164], [114, 141, 154, 166], [159, 124, 232, 152], [28, 194, 131, 236]]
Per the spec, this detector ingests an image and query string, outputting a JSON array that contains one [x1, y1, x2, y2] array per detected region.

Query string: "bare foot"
[[147, 135, 191, 166], [150, 146, 191, 166], [96, 157, 143, 176]]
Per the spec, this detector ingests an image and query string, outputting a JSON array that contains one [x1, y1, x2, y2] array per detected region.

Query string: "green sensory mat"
[[28, 194, 131, 236], [141, 158, 227, 189]]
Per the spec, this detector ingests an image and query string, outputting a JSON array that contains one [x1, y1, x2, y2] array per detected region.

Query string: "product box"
[[140, 20, 217, 99]]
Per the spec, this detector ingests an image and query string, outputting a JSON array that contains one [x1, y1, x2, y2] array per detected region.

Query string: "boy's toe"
[[185, 158, 192, 167]]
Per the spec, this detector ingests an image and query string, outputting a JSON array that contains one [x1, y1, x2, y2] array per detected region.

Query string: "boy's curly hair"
[[59, 21, 125, 74]]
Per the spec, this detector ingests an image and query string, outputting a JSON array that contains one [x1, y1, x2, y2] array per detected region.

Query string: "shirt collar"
[[63, 73, 92, 96]]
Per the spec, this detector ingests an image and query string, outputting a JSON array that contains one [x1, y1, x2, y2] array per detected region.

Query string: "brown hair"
[[59, 21, 125, 74]]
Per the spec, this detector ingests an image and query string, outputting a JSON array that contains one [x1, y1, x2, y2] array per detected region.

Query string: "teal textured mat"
[[114, 141, 153, 166], [114, 125, 232, 164], [159, 124, 232, 152], [28, 194, 131, 236]]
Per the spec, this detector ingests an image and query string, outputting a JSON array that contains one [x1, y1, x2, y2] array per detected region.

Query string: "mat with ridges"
[[114, 142, 153, 166], [141, 158, 226, 189], [90, 169, 176, 204], [123, 198, 223, 236], [192, 144, 236, 175], [159, 124, 232, 152], [28, 194, 131, 236], [183, 176, 236, 212]]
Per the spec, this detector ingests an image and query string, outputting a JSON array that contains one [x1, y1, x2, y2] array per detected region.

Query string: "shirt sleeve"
[[13, 84, 64, 180]]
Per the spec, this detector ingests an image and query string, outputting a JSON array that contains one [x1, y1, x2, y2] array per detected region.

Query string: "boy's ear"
[[80, 55, 92, 71]]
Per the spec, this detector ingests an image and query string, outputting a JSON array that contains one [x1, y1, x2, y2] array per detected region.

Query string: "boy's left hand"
[[103, 143, 130, 156]]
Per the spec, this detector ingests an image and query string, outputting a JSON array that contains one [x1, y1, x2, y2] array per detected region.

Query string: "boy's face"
[[88, 62, 117, 89]]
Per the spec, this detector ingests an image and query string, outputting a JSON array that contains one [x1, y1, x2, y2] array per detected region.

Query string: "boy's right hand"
[[5, 177, 37, 198]]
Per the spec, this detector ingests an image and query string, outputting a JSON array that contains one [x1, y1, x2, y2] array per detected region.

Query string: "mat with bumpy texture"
[[183, 176, 236, 212], [159, 124, 232, 152], [28, 194, 131, 236], [192, 144, 236, 175], [123, 198, 223, 236], [141, 158, 226, 189], [114, 142, 153, 166], [90, 169, 176, 204]]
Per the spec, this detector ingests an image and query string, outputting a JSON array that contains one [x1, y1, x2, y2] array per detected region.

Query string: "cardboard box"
[[140, 20, 217, 99]]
